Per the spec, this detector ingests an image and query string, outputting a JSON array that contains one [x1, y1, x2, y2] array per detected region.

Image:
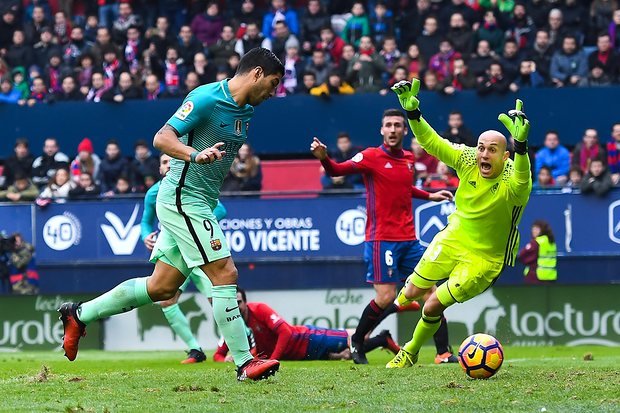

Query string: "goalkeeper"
[[387, 79, 533, 368]]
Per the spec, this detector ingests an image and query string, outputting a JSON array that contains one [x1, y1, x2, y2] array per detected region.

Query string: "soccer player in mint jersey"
[[58, 48, 284, 381], [141, 152, 227, 364], [311, 109, 455, 365], [387, 78, 532, 368]]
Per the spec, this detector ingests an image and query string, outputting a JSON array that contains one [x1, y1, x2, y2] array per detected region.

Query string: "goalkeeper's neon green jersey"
[[414, 120, 533, 266]]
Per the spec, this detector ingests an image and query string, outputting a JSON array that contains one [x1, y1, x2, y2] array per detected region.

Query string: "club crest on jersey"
[[234, 119, 243, 136], [407, 162, 413, 171], [490, 182, 499, 194], [210, 239, 222, 251], [174, 101, 194, 120], [469, 180, 477, 188]]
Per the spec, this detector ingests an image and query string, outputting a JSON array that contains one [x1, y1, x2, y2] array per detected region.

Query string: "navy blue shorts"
[[364, 240, 426, 284], [304, 326, 349, 360]]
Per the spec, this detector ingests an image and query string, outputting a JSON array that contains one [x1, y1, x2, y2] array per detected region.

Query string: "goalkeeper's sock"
[[212, 285, 253, 367], [351, 300, 383, 344], [433, 316, 451, 354], [402, 311, 442, 356], [162, 303, 201, 351], [77, 277, 153, 325]]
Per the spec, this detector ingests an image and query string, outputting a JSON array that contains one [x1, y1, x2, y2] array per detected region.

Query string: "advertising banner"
[[103, 288, 396, 351], [0, 204, 33, 242], [0, 294, 101, 351]]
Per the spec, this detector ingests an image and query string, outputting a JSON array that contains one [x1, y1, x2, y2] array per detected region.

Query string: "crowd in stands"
[[0, 0, 618, 105]]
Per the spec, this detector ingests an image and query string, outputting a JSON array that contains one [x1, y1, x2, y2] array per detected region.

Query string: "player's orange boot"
[[58, 302, 86, 361], [434, 351, 458, 364], [237, 358, 280, 381], [396, 301, 421, 312], [181, 349, 207, 364]]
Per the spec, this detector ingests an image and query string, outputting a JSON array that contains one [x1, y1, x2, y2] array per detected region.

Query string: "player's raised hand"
[[391, 78, 421, 112], [428, 190, 454, 202], [498, 99, 530, 143], [195, 142, 226, 164], [310, 137, 328, 160]]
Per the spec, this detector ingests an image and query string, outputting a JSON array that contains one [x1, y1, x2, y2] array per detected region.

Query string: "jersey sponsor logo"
[[609, 199, 620, 244], [43, 212, 82, 251], [335, 208, 366, 246], [384, 162, 393, 169], [351, 153, 363, 163], [100, 204, 142, 255], [468, 180, 477, 188], [234, 119, 243, 136], [210, 239, 222, 251], [174, 101, 194, 120]]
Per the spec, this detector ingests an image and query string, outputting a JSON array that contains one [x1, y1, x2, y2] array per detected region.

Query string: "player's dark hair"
[[382, 108, 407, 123], [237, 287, 247, 302], [532, 220, 555, 244], [236, 47, 284, 77]]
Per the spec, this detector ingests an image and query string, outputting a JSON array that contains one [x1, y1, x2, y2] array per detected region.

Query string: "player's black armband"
[[513, 140, 528, 155], [406, 109, 422, 121]]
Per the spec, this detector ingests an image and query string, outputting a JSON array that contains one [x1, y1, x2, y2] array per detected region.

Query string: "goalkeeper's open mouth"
[[480, 161, 492, 174]]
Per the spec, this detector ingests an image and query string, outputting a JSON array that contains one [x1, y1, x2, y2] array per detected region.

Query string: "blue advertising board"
[[0, 203, 33, 243]]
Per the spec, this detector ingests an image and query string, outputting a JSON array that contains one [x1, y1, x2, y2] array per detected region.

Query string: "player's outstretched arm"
[[498, 99, 533, 198], [154, 124, 226, 164], [391, 79, 463, 169], [310, 137, 359, 177]]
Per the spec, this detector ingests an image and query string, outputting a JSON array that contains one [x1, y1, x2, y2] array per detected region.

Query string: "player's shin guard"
[[433, 316, 450, 354], [162, 303, 201, 351], [351, 299, 384, 343], [212, 285, 253, 367], [402, 311, 442, 356], [77, 277, 152, 325]]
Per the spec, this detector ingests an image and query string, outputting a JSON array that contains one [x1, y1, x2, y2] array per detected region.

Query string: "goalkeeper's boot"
[[181, 349, 207, 364], [58, 302, 86, 361], [386, 348, 418, 368], [237, 358, 280, 381]]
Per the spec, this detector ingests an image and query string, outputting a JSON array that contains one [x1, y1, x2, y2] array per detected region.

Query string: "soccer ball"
[[457, 333, 504, 379]]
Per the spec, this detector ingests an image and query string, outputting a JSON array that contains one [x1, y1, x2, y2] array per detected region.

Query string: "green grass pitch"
[[0, 346, 618, 412]]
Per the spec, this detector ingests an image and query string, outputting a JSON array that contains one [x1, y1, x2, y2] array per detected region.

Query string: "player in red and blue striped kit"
[[311, 109, 456, 364]]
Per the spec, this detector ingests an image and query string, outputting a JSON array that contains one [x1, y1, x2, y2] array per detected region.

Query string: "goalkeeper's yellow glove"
[[391, 78, 421, 117], [498, 99, 530, 143]]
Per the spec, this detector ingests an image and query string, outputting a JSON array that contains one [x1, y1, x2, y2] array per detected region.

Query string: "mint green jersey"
[[159, 80, 253, 208], [413, 119, 533, 266]]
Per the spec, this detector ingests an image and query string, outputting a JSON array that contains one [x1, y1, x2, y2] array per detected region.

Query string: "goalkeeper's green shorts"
[[408, 230, 503, 307]]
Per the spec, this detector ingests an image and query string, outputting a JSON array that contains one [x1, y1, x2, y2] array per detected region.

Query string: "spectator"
[[529, 0, 553, 29], [190, 2, 225, 47], [83, 15, 99, 43], [509, 60, 545, 92], [69, 172, 100, 199], [428, 39, 462, 83], [498, 39, 522, 81], [112, 2, 142, 44], [441, 111, 475, 146], [85, 72, 109, 102], [3, 139, 34, 187], [99, 0, 120, 30], [90, 27, 119, 66], [150, 16, 176, 57], [561, 0, 589, 39], [476, 62, 510, 95], [235, 22, 270, 58], [6, 30, 34, 69], [102, 71, 143, 102], [421, 70, 441, 91], [370, 1, 394, 46], [506, 3, 535, 51], [231, 0, 262, 32], [31, 138, 70, 188], [606, 122, 620, 185], [43, 51, 70, 95], [347, 36, 386, 93], [526, 29, 554, 82], [342, 2, 370, 48], [70, 138, 101, 184], [177, 25, 202, 65], [579, 62, 614, 87], [300, 71, 317, 93], [310, 70, 355, 97], [53, 11, 72, 45], [180, 71, 201, 95], [518, 220, 558, 285], [39, 167, 74, 201], [105, 175, 133, 196], [270, 21, 299, 62], [223, 53, 241, 78], [102, 46, 127, 89], [580, 157, 613, 197], [591, 0, 617, 35], [75, 53, 95, 95], [320, 132, 363, 190], [588, 33, 619, 80], [209, 25, 240, 68], [572, 128, 606, 174], [399, 0, 432, 48], [306, 48, 330, 85], [546, 8, 569, 49], [144, 74, 162, 100], [424, 161, 459, 189], [277, 43, 304, 96], [417, 16, 441, 60], [317, 26, 346, 66], [0, 76, 20, 104], [34, 27, 60, 70], [131, 140, 160, 192], [337, 43, 356, 84], [300, 0, 330, 52], [24, 6, 49, 45], [440, 0, 478, 28], [153, 46, 186, 97], [440, 57, 476, 93], [0, 10, 19, 51], [474, 10, 505, 55], [405, 44, 426, 79], [381, 65, 408, 94], [0, 174, 39, 202], [122, 25, 144, 73], [562, 166, 584, 193], [610, 9, 620, 49], [55, 75, 85, 101], [446, 12, 474, 56], [379, 36, 401, 73], [468, 39, 496, 77], [7, 233, 39, 295], [98, 139, 130, 194], [534, 166, 555, 189], [192, 52, 217, 84], [535, 130, 571, 185], [262, 0, 299, 40], [411, 137, 438, 182], [222, 143, 262, 192]]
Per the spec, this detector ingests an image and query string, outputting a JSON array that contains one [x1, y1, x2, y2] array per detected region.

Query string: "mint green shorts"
[[178, 269, 213, 298], [150, 202, 230, 273]]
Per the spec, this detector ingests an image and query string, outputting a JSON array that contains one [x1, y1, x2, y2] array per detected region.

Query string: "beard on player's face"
[[382, 132, 404, 149]]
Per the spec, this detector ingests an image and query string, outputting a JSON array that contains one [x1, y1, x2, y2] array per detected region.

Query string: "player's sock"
[[77, 277, 152, 325], [212, 285, 253, 367], [362, 334, 387, 352], [368, 303, 398, 330], [162, 303, 201, 351], [351, 299, 384, 343], [402, 311, 442, 356], [433, 316, 450, 354]]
